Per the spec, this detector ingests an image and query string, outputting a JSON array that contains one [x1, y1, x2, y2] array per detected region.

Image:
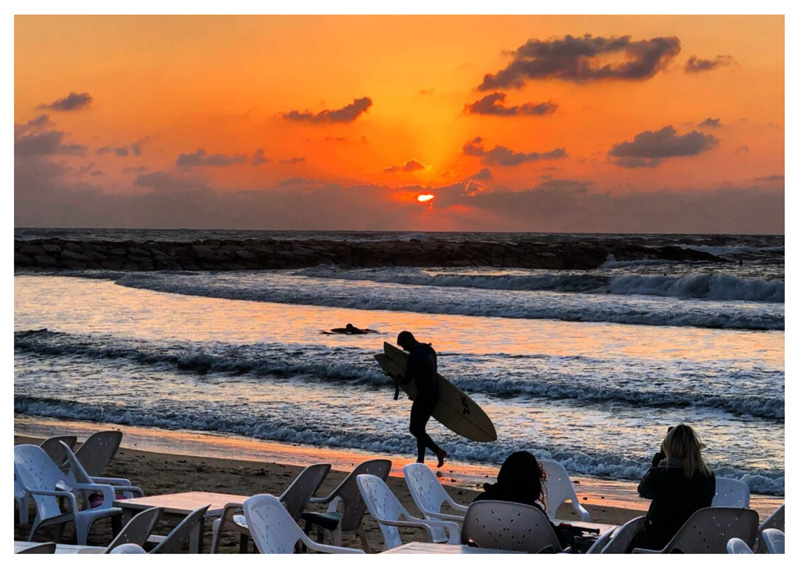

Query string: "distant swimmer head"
[[397, 330, 418, 350], [346, 323, 355, 330]]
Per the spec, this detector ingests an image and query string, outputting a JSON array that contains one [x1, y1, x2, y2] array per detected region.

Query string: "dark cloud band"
[[282, 97, 373, 124], [38, 92, 93, 112], [463, 137, 566, 166], [465, 92, 557, 116], [609, 126, 718, 168]]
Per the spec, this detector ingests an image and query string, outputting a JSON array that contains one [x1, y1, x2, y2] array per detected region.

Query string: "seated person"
[[627, 424, 716, 552], [472, 450, 568, 549]]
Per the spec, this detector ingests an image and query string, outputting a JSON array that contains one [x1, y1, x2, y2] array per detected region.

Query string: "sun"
[[417, 194, 435, 203]]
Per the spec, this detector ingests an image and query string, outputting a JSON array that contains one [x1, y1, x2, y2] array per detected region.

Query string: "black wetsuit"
[[404, 343, 442, 462], [627, 456, 716, 551]]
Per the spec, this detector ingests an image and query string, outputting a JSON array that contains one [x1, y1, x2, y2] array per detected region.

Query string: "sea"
[[13, 229, 785, 496]]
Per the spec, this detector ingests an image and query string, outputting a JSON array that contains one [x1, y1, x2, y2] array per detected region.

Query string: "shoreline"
[[14, 416, 784, 520]]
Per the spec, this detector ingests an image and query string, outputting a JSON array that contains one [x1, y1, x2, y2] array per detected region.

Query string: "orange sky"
[[14, 15, 785, 232]]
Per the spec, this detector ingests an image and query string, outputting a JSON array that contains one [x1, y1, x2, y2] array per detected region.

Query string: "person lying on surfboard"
[[396, 330, 447, 468], [325, 323, 378, 335]]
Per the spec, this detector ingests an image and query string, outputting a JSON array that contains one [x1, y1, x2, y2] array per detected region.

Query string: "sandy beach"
[[14, 425, 784, 553]]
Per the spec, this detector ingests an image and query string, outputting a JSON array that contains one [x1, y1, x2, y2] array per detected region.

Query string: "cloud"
[[754, 174, 784, 183], [176, 148, 248, 168], [685, 55, 733, 73], [251, 148, 270, 166], [282, 97, 373, 123], [471, 168, 493, 180], [15, 114, 54, 137], [15, 130, 87, 156], [279, 157, 306, 165], [90, 170, 104, 176], [383, 159, 426, 174], [699, 117, 721, 129], [463, 137, 567, 166], [609, 126, 718, 168], [97, 145, 129, 157], [38, 92, 93, 111], [478, 34, 680, 90], [134, 170, 211, 191], [735, 145, 750, 154], [465, 92, 557, 116], [123, 166, 149, 174]]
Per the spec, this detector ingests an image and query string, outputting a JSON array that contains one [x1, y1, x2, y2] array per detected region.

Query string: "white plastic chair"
[[302, 458, 392, 552], [102, 506, 163, 553], [755, 504, 784, 553], [150, 504, 210, 553], [109, 543, 147, 554], [600, 515, 645, 553], [15, 476, 31, 525], [243, 494, 365, 554], [210, 463, 330, 553], [60, 441, 144, 501], [403, 463, 468, 542], [74, 431, 123, 477], [15, 542, 57, 554], [356, 474, 460, 550], [761, 528, 785, 554], [14, 444, 123, 545], [584, 526, 615, 554], [632, 507, 758, 554], [727, 537, 754, 553], [461, 500, 562, 553], [712, 477, 750, 508], [539, 459, 591, 521], [39, 435, 78, 469]]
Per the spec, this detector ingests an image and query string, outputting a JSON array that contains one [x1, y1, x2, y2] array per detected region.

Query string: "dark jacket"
[[630, 457, 716, 551], [403, 343, 439, 399]]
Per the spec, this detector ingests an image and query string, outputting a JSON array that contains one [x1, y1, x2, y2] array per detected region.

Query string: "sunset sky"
[[14, 14, 785, 232]]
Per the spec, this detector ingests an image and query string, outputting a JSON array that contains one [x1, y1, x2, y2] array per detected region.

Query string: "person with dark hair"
[[327, 323, 376, 334], [627, 424, 716, 552], [396, 330, 447, 468], [474, 451, 567, 548]]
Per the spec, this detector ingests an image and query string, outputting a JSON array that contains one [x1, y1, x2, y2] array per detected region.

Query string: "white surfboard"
[[374, 342, 497, 442]]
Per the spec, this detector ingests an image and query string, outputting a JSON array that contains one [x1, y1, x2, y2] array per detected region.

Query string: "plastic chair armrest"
[[307, 541, 366, 554], [73, 482, 116, 509], [631, 547, 661, 554], [573, 503, 591, 521], [29, 488, 79, 513], [444, 499, 469, 514], [92, 476, 132, 486], [425, 510, 465, 523]]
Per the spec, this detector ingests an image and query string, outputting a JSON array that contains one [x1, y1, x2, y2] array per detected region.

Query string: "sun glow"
[[417, 194, 435, 203]]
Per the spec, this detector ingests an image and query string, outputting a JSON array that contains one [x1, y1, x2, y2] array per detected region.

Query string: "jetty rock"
[[14, 238, 728, 272]]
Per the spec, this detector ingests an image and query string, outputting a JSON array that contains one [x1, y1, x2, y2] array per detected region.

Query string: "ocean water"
[[13, 230, 785, 495]]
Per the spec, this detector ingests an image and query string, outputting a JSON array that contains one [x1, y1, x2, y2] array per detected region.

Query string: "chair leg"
[[239, 534, 249, 554], [359, 526, 370, 554], [28, 520, 41, 542]]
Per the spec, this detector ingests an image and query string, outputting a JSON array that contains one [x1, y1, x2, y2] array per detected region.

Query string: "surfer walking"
[[396, 330, 447, 468]]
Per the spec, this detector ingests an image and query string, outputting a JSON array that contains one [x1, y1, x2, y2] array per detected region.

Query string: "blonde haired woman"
[[627, 424, 716, 552]]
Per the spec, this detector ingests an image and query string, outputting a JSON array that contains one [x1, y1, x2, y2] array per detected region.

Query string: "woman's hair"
[[662, 424, 712, 477], [497, 450, 548, 505]]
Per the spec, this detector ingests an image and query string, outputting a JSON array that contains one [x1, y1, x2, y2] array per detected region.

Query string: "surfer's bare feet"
[[436, 449, 447, 468]]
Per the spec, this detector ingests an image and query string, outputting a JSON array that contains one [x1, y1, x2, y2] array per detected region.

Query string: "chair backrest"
[[328, 459, 392, 532], [279, 463, 331, 521], [539, 459, 585, 521], [74, 430, 123, 477], [403, 462, 451, 516], [727, 537, 754, 554], [59, 441, 95, 485], [16, 542, 57, 554], [104, 506, 163, 553], [601, 515, 646, 554], [14, 444, 71, 521], [403, 462, 454, 542], [663, 507, 759, 553], [109, 543, 147, 554], [244, 494, 308, 553], [761, 528, 785, 554], [461, 500, 562, 553], [756, 504, 785, 553], [356, 474, 410, 550], [149, 504, 210, 553], [39, 436, 78, 468], [585, 527, 615, 554], [712, 477, 750, 508]]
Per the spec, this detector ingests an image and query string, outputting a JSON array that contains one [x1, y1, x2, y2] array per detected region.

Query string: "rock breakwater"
[[15, 238, 726, 272]]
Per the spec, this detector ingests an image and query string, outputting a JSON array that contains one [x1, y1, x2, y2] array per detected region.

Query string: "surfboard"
[[374, 342, 497, 442]]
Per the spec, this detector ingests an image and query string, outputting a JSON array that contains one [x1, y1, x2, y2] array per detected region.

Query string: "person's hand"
[[652, 450, 666, 467]]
